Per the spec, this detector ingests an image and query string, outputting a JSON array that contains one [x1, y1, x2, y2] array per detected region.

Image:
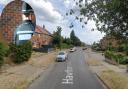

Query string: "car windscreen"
[[59, 52, 65, 55]]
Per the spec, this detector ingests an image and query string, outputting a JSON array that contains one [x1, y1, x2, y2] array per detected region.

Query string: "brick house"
[[31, 25, 52, 48], [0, 0, 52, 48], [0, 0, 36, 44]]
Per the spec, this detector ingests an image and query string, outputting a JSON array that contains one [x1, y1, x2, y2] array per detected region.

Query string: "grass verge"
[[87, 59, 102, 66], [100, 70, 128, 89]]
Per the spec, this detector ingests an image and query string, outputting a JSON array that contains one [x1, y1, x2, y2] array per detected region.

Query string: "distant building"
[[31, 25, 52, 48]]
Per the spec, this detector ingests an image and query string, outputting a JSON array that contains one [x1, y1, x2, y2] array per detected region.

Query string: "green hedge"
[[9, 41, 32, 64], [61, 43, 73, 49], [0, 43, 8, 67], [105, 50, 128, 64]]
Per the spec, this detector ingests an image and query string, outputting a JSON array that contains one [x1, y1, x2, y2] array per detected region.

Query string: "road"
[[28, 48, 105, 89]]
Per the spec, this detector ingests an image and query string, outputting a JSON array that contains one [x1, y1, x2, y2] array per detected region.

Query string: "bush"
[[0, 43, 8, 67], [104, 50, 113, 59], [105, 50, 128, 64], [61, 43, 73, 49], [124, 44, 128, 55], [120, 56, 128, 64], [9, 41, 32, 64]]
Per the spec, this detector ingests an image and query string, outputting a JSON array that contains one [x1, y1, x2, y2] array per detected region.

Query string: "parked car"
[[56, 51, 68, 62], [69, 47, 76, 52]]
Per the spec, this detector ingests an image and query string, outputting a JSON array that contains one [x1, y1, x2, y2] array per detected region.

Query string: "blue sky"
[[0, 0, 105, 44]]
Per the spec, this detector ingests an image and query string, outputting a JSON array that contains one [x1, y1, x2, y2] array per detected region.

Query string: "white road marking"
[[62, 62, 73, 84]]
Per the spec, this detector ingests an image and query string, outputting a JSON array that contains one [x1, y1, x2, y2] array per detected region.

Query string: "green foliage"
[[92, 42, 102, 51], [117, 44, 128, 55], [123, 44, 128, 55], [9, 41, 32, 64], [0, 42, 9, 67], [70, 0, 128, 40], [61, 43, 73, 49], [70, 30, 81, 46], [63, 37, 72, 45], [0, 43, 7, 67], [52, 26, 62, 49], [105, 50, 128, 64]]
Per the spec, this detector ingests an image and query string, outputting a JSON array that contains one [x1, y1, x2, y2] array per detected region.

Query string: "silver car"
[[56, 51, 67, 62]]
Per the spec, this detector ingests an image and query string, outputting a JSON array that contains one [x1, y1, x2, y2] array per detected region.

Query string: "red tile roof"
[[35, 25, 51, 35]]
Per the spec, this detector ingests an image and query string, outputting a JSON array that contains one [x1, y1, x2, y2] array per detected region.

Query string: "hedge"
[[9, 41, 32, 64], [105, 50, 128, 64], [0, 43, 7, 67]]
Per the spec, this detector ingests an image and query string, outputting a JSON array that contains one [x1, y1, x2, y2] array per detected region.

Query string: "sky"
[[0, 0, 105, 45]]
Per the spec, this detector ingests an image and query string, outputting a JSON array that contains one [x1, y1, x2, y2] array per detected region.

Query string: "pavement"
[[28, 48, 105, 89]]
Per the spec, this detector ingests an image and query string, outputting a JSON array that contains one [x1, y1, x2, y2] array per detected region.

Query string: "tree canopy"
[[68, 0, 128, 40], [70, 30, 82, 46], [52, 26, 62, 48]]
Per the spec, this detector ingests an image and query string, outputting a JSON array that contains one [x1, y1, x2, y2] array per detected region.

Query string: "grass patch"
[[100, 70, 128, 89], [12, 79, 29, 89], [32, 51, 46, 58], [87, 59, 102, 66]]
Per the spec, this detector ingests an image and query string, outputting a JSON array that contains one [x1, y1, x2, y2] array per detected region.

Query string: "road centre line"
[[62, 61, 73, 84]]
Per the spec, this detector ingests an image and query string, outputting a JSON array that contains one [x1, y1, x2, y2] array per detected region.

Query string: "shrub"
[[104, 50, 113, 59], [123, 44, 128, 55], [9, 41, 32, 64], [120, 56, 128, 64], [0, 43, 7, 67], [61, 43, 73, 49], [105, 50, 128, 64]]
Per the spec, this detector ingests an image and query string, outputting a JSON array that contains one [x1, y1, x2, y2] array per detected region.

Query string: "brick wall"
[[0, 0, 36, 43], [0, 0, 22, 43]]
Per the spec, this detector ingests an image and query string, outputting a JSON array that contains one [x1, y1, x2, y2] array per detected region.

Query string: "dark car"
[[82, 47, 87, 50]]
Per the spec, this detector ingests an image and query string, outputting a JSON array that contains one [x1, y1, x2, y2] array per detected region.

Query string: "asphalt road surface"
[[28, 48, 104, 89]]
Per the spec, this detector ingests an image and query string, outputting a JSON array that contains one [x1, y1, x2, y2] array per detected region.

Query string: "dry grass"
[[0, 51, 58, 89], [28, 52, 57, 68], [31, 51, 46, 58], [87, 59, 102, 66], [100, 70, 128, 89], [12, 79, 29, 89]]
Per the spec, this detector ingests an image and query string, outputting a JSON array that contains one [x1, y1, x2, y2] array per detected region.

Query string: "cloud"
[[24, 0, 63, 23], [0, 0, 13, 5], [75, 21, 105, 44]]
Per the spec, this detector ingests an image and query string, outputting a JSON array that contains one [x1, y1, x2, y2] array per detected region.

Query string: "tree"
[[70, 30, 81, 46], [52, 26, 62, 49], [68, 0, 128, 41], [70, 30, 76, 45]]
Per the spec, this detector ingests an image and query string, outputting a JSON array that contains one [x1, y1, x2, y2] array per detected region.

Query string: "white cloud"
[[24, 0, 63, 23], [0, 0, 13, 5], [76, 21, 105, 44]]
